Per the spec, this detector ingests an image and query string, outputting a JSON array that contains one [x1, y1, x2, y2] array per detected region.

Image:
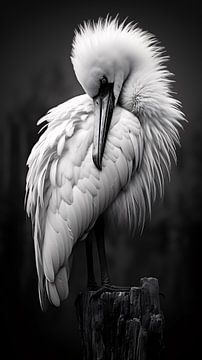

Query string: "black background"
[[0, 1, 201, 359]]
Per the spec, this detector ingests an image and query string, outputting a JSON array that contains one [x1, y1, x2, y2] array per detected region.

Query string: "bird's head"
[[71, 17, 178, 169], [71, 18, 135, 169], [71, 18, 135, 103]]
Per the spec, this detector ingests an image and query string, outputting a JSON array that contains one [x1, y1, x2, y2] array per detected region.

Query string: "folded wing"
[[25, 94, 143, 308]]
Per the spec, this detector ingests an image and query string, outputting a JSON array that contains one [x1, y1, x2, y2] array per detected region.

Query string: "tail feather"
[[39, 255, 73, 310], [46, 280, 61, 307], [54, 266, 69, 301]]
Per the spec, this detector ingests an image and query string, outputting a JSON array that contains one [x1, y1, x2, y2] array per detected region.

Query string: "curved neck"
[[118, 69, 137, 113], [118, 49, 167, 121]]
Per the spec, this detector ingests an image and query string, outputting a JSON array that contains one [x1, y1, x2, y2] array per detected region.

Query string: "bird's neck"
[[119, 64, 162, 120], [119, 62, 182, 181]]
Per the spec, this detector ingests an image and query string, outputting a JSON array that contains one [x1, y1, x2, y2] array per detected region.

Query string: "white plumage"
[[26, 17, 184, 309]]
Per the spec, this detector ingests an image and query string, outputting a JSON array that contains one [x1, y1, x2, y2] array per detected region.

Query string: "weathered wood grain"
[[75, 277, 164, 360]]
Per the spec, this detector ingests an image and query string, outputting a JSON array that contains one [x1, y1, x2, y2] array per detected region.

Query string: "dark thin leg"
[[85, 231, 98, 290], [91, 216, 130, 299], [94, 216, 110, 286]]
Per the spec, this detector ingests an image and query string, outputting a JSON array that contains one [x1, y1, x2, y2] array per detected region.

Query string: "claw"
[[87, 284, 99, 291], [89, 283, 131, 302]]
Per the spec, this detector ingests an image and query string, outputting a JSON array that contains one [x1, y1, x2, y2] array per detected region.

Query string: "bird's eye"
[[100, 76, 108, 87], [98, 76, 109, 98]]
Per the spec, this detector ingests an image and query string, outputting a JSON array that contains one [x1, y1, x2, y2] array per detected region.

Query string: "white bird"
[[25, 17, 185, 309]]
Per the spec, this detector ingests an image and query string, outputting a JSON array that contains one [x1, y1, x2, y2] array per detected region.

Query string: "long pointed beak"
[[93, 83, 115, 170]]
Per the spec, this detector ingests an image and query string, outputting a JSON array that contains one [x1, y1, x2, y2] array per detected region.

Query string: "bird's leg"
[[85, 232, 98, 290], [95, 216, 110, 287], [90, 216, 130, 300]]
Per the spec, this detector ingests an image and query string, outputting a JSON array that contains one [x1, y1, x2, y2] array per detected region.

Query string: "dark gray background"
[[0, 1, 201, 359]]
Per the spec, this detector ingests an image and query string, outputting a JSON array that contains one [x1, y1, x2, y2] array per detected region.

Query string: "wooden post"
[[75, 277, 164, 360]]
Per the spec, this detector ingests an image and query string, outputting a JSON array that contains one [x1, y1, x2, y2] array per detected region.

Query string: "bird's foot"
[[89, 282, 131, 302], [103, 283, 131, 292]]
